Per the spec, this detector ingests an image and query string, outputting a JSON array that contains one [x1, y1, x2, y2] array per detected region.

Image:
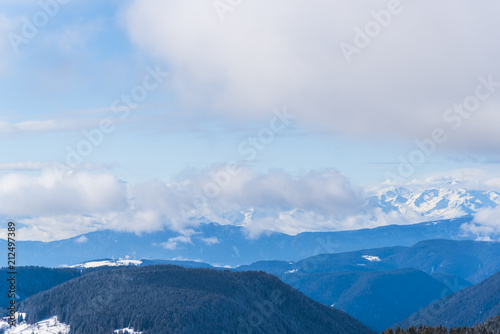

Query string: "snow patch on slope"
[[284, 269, 299, 274], [362, 255, 381, 262], [66, 259, 142, 269], [115, 327, 143, 334]]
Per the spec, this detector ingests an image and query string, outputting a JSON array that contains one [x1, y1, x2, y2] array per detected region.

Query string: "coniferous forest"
[[19, 265, 376, 334]]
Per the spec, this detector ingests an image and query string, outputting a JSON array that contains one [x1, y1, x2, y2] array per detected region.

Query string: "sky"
[[1, 0, 500, 241]]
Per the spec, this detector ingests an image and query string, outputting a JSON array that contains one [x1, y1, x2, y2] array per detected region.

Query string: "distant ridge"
[[238, 239, 500, 284], [3, 217, 483, 267]]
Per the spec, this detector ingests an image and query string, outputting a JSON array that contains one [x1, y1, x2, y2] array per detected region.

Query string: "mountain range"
[[237, 239, 500, 284], [61, 238, 500, 332], [235, 239, 500, 331], [368, 187, 499, 220], [3, 186, 498, 268], [3, 216, 488, 268], [2, 240, 500, 332]]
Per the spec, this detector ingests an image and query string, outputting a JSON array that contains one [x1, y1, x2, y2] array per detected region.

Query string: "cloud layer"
[[2, 166, 499, 241], [124, 0, 500, 150], [463, 207, 500, 241], [0, 167, 367, 240]]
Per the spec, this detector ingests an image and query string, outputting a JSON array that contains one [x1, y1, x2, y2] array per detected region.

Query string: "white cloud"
[[200, 236, 219, 245], [462, 207, 500, 240], [100, 167, 366, 235], [6, 166, 499, 242], [75, 235, 88, 243], [378, 168, 500, 193], [0, 171, 129, 216], [124, 0, 500, 150], [0, 167, 365, 240], [13, 215, 105, 241], [242, 206, 422, 238], [161, 236, 193, 250]]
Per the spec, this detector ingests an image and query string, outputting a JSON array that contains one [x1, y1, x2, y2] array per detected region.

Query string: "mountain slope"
[[0, 267, 81, 313], [397, 270, 500, 328], [20, 265, 376, 334], [280, 268, 453, 332]]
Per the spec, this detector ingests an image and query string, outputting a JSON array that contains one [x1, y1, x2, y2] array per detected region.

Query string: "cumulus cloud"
[[161, 235, 193, 250], [75, 235, 88, 243], [200, 236, 219, 245], [124, 0, 500, 150], [1, 167, 367, 240], [0, 171, 129, 217], [107, 167, 366, 236], [462, 207, 500, 241], [378, 168, 500, 193], [6, 166, 500, 241], [11, 164, 500, 242], [242, 205, 423, 238]]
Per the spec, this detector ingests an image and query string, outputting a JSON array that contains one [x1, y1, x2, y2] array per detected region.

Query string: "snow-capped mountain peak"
[[369, 187, 500, 220]]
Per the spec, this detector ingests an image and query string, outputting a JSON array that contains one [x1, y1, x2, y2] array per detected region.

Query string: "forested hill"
[[397, 271, 500, 329], [0, 266, 81, 313], [20, 265, 376, 334]]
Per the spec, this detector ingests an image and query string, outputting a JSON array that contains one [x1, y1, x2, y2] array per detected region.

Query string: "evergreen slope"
[[285, 268, 452, 332], [20, 265, 375, 334], [0, 266, 81, 313], [397, 271, 500, 329]]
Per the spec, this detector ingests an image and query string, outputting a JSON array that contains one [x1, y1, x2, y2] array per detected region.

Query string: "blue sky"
[[1, 0, 500, 240]]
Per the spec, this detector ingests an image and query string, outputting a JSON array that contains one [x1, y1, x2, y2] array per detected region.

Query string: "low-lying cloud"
[[1, 167, 366, 240], [5, 166, 499, 241], [463, 207, 500, 241]]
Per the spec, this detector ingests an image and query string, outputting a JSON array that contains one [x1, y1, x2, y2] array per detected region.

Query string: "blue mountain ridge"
[[0, 216, 486, 267]]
